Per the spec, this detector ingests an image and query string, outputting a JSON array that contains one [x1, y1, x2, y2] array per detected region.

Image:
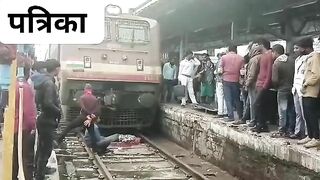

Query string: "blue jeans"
[[85, 124, 119, 148], [223, 81, 242, 120], [163, 79, 175, 102], [293, 93, 306, 136], [58, 114, 98, 149], [277, 91, 295, 133], [248, 87, 257, 123]]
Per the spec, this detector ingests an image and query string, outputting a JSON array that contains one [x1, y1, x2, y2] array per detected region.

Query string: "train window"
[[116, 20, 150, 43], [105, 18, 111, 40]]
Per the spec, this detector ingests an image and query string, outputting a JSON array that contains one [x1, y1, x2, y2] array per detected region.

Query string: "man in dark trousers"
[[34, 59, 61, 180], [162, 58, 177, 103], [251, 38, 275, 133], [271, 44, 295, 137], [299, 37, 320, 148], [221, 45, 244, 121], [56, 83, 100, 151]]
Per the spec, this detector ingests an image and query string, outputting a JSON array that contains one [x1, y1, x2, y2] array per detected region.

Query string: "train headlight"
[[101, 54, 108, 61], [106, 4, 122, 15], [136, 59, 144, 71], [138, 93, 155, 108], [122, 55, 128, 61]]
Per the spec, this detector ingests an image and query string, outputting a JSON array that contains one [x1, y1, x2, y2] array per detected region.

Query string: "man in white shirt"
[[162, 58, 177, 102], [290, 43, 310, 140], [178, 50, 201, 106]]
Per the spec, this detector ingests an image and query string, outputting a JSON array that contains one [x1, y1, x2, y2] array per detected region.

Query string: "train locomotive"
[[48, 5, 161, 129]]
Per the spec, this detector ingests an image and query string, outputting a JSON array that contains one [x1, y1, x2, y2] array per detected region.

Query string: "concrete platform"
[[160, 104, 320, 180]]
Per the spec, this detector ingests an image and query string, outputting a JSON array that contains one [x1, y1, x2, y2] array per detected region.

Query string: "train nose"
[[138, 93, 155, 108]]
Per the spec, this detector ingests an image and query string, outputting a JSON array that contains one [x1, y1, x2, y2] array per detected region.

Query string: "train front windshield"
[[116, 20, 150, 43]]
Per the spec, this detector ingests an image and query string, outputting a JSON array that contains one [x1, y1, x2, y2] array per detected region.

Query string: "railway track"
[[55, 132, 210, 180]]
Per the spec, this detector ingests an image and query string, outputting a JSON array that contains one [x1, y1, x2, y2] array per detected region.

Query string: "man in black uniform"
[[34, 59, 61, 180]]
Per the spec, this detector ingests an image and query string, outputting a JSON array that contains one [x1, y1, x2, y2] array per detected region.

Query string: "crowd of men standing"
[[162, 37, 320, 148], [0, 44, 98, 179], [162, 51, 216, 106], [0, 48, 120, 180], [0, 36, 319, 179], [0, 44, 62, 179], [15, 58, 62, 180]]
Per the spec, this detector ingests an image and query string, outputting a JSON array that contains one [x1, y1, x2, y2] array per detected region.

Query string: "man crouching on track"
[[34, 59, 62, 180], [56, 83, 100, 151]]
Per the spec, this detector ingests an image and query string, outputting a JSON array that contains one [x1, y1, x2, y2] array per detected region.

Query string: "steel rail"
[[78, 134, 114, 180], [72, 132, 209, 180], [138, 133, 210, 180]]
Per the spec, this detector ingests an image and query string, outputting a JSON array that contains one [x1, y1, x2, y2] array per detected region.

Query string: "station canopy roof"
[[135, 0, 320, 49]]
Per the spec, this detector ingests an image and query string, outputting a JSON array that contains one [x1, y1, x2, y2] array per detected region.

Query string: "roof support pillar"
[[179, 35, 184, 60], [284, 20, 296, 53], [179, 33, 188, 60], [231, 21, 234, 41]]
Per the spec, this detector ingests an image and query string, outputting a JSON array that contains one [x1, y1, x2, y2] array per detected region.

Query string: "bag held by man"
[[173, 85, 186, 98]]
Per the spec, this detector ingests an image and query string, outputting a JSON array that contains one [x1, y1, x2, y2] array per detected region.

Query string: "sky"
[[35, 0, 148, 61]]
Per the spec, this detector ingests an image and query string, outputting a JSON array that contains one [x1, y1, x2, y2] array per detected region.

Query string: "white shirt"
[[178, 58, 201, 80], [293, 53, 313, 96], [162, 62, 177, 80]]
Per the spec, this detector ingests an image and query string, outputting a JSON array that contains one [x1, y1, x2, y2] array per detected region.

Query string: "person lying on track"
[[56, 83, 101, 151], [83, 123, 119, 154]]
